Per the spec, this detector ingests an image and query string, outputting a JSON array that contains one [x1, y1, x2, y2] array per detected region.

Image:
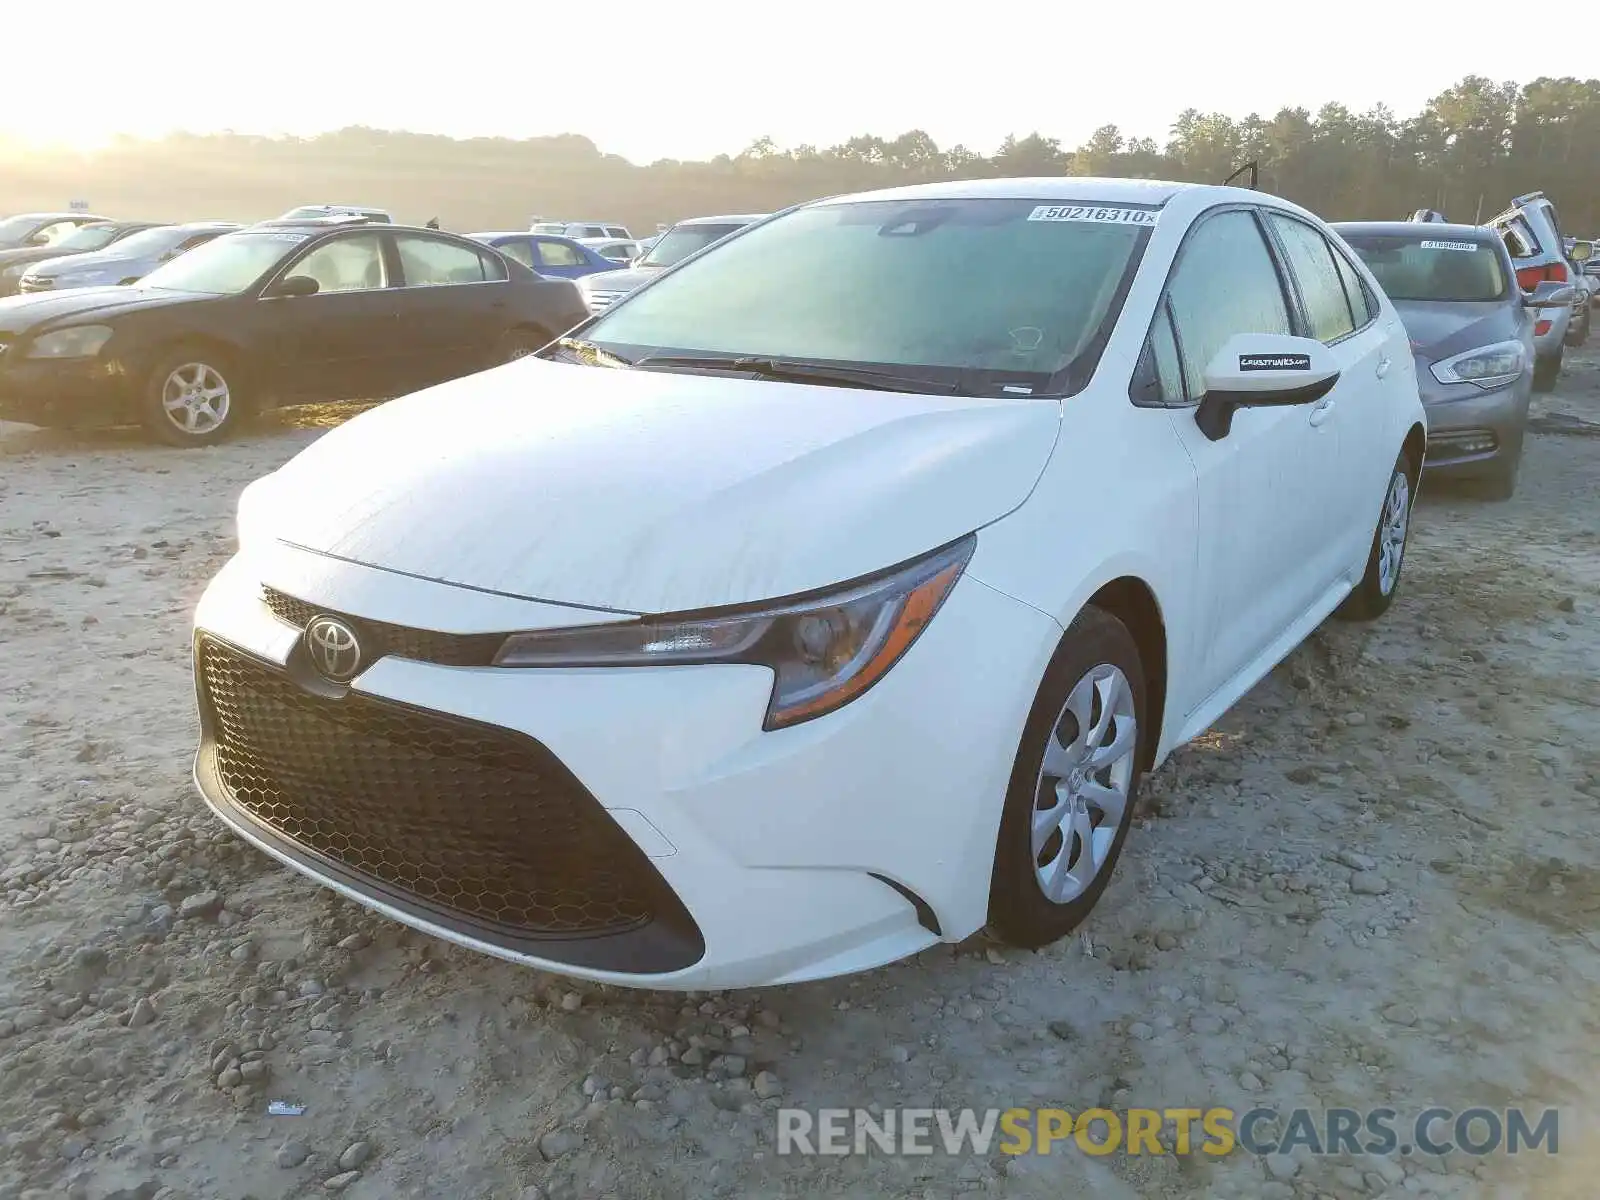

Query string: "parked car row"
[[0, 215, 589, 445], [0, 184, 1580, 506]]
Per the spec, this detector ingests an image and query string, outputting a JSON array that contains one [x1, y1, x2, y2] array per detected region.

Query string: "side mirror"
[[265, 274, 320, 299], [27, 232, 52, 246], [1194, 333, 1340, 442], [1523, 281, 1576, 309]]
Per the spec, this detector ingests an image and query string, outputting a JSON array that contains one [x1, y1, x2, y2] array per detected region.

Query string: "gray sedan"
[[19, 221, 242, 294], [1335, 221, 1575, 500]]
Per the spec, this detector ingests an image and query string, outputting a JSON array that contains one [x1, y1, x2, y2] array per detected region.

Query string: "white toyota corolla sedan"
[[192, 177, 1426, 989]]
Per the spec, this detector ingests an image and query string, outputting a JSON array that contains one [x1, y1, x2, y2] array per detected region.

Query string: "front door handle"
[[1375, 356, 1392, 379], [1308, 398, 1336, 427]]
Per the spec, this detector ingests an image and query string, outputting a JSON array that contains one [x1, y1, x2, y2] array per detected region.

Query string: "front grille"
[[262, 586, 504, 668], [1426, 428, 1498, 461], [196, 637, 695, 957]]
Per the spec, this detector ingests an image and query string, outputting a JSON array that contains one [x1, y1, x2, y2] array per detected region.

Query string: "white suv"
[[1490, 191, 1576, 389], [192, 178, 1424, 990]]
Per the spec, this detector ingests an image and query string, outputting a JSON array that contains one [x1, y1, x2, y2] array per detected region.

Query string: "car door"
[[257, 231, 400, 401], [530, 237, 590, 279], [1261, 211, 1394, 580], [1153, 206, 1348, 705], [388, 232, 512, 388]]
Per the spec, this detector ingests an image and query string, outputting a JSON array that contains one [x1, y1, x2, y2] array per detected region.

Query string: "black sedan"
[[0, 219, 590, 445], [0, 211, 112, 251], [0, 220, 163, 296]]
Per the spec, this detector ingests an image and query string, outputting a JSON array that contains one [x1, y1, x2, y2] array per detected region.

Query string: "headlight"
[[235, 473, 280, 549], [1429, 341, 1525, 389], [494, 536, 975, 729], [25, 325, 114, 359]]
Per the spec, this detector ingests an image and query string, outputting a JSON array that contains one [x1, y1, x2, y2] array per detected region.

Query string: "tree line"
[[2, 75, 1595, 235]]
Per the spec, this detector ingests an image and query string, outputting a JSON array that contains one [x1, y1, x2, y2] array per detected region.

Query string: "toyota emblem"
[[304, 615, 363, 683]]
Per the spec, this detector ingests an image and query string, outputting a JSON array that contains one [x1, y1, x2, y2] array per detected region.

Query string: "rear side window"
[[395, 235, 507, 286], [537, 241, 585, 268], [1267, 214, 1355, 343], [1330, 247, 1378, 325], [497, 240, 535, 269], [1165, 209, 1292, 401]]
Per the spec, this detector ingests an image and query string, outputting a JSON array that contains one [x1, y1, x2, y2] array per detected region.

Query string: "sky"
[[1, 1, 1563, 163]]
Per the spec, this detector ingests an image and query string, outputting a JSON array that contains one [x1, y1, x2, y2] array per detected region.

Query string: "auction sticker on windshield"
[[1027, 205, 1158, 226], [1420, 240, 1477, 252]]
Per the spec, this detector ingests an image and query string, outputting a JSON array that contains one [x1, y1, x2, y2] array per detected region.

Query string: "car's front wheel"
[[140, 346, 242, 447], [989, 607, 1146, 949], [1335, 449, 1415, 622]]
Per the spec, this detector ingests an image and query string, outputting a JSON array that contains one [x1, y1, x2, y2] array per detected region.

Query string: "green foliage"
[[5, 75, 1596, 232]]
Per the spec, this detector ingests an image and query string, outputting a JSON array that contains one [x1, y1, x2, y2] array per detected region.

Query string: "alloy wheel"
[[1031, 663, 1138, 905], [1377, 468, 1411, 596], [161, 362, 231, 436]]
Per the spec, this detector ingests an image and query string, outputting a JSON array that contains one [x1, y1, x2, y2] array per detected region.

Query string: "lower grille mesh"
[[197, 637, 660, 938]]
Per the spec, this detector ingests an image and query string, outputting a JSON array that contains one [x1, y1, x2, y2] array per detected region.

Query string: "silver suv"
[[1489, 192, 1576, 391]]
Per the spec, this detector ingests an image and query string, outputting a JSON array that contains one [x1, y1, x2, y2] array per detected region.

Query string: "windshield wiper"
[[548, 337, 635, 368], [632, 354, 959, 395]]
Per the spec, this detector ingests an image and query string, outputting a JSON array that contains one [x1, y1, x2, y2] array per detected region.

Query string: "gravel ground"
[[1, 349, 1598, 1200]]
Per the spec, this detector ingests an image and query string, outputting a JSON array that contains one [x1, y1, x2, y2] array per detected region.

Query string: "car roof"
[[10, 211, 111, 221], [818, 178, 1196, 206], [1333, 220, 1499, 241], [247, 219, 480, 238], [673, 213, 768, 226]]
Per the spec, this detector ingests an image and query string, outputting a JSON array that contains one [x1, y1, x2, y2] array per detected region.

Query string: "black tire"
[[1531, 350, 1562, 393], [1569, 308, 1591, 347], [138, 345, 244, 447], [1469, 446, 1521, 502], [494, 326, 550, 366], [1335, 449, 1416, 622], [988, 606, 1147, 949]]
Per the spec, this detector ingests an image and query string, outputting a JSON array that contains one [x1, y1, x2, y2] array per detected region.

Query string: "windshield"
[[94, 225, 188, 258], [1344, 234, 1507, 302], [0, 215, 55, 244], [639, 223, 750, 268], [53, 224, 124, 252], [584, 198, 1153, 393], [531, 223, 567, 235], [138, 230, 304, 294]]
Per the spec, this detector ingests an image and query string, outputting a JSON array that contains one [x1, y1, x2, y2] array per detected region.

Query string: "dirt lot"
[[2, 349, 1598, 1200]]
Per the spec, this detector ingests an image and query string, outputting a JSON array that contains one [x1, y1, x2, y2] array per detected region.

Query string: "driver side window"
[[289, 234, 388, 293], [1164, 209, 1293, 404]]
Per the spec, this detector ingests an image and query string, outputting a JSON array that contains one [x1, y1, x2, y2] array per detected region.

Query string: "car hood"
[[26, 252, 143, 280], [0, 245, 94, 270], [0, 286, 203, 333], [1392, 299, 1519, 361], [245, 358, 1061, 614], [582, 266, 659, 293]]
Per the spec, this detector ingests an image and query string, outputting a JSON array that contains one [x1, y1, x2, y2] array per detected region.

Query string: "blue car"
[[468, 232, 622, 280]]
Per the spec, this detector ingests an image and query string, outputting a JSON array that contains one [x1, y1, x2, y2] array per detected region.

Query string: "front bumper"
[[0, 352, 135, 428], [191, 542, 1058, 989], [1416, 365, 1529, 479]]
